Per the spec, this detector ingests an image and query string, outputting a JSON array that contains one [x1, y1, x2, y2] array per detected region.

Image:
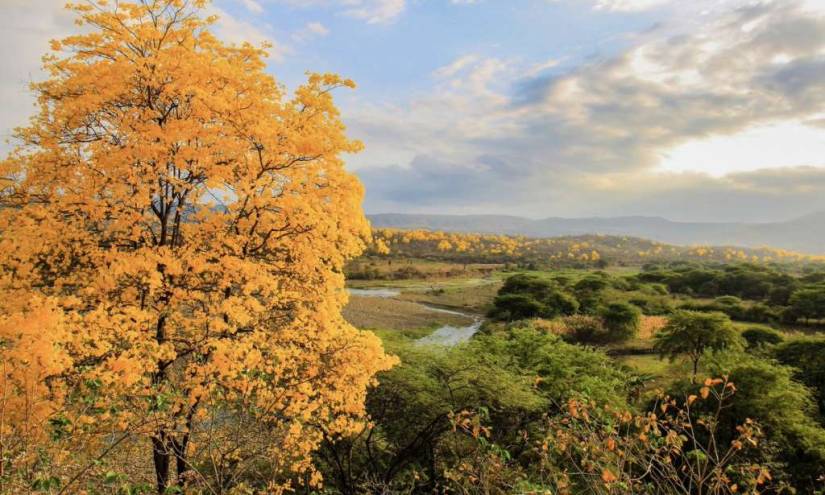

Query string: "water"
[[346, 287, 483, 345], [416, 319, 483, 346], [347, 288, 401, 298]]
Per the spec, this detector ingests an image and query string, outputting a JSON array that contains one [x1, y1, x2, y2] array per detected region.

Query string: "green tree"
[[774, 337, 825, 419], [544, 289, 580, 317], [788, 287, 825, 323], [700, 351, 825, 490], [600, 302, 641, 342], [489, 293, 544, 321], [318, 324, 630, 493], [741, 326, 784, 349], [654, 311, 742, 382], [489, 274, 578, 320]]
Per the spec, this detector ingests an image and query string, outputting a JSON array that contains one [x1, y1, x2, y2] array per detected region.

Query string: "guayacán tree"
[[0, 2, 394, 493]]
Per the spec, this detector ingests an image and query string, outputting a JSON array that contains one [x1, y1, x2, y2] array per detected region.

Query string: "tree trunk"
[[173, 437, 190, 487], [692, 358, 699, 384], [152, 435, 171, 494]]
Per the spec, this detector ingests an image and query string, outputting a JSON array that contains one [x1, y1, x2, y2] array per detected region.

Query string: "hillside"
[[368, 212, 825, 254]]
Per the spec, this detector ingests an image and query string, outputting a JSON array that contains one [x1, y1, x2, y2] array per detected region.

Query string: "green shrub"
[[560, 315, 607, 344], [628, 295, 673, 316], [600, 302, 641, 342], [741, 326, 784, 348], [699, 352, 825, 490], [774, 337, 825, 419], [488, 293, 544, 321], [490, 274, 578, 321]]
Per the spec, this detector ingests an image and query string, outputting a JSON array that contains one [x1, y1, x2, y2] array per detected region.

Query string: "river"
[[346, 287, 484, 345]]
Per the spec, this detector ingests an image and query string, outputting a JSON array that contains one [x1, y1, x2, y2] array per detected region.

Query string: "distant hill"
[[367, 212, 825, 255]]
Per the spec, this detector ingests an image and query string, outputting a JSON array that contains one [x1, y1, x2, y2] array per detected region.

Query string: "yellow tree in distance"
[[0, 1, 394, 493]]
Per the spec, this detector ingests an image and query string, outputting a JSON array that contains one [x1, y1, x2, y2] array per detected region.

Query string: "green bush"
[[560, 315, 607, 344], [741, 326, 784, 348], [489, 274, 578, 321], [774, 337, 825, 419], [628, 295, 673, 315], [488, 293, 544, 321], [600, 302, 641, 342], [699, 352, 825, 490], [317, 323, 632, 493]]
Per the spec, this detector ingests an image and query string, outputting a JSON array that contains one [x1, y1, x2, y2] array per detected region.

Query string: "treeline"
[[639, 262, 825, 325], [487, 262, 825, 328], [364, 228, 825, 268]]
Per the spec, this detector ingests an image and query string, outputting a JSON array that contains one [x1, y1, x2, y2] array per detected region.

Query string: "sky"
[[2, 0, 825, 223]]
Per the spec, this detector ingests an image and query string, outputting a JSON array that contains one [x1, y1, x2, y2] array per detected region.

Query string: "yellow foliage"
[[0, 1, 394, 491]]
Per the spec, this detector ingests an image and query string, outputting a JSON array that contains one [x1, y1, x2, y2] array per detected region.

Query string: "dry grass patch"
[[639, 315, 668, 339], [343, 295, 473, 331]]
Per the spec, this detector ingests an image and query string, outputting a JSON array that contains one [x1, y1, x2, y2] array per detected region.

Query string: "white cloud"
[[433, 54, 480, 78], [352, 1, 825, 221], [0, 0, 75, 151], [238, 0, 265, 14], [659, 122, 825, 177], [211, 7, 288, 60], [526, 57, 563, 76], [292, 21, 330, 42], [546, 0, 675, 12], [0, 1, 287, 157], [268, 0, 406, 24], [343, 0, 406, 24], [592, 0, 672, 11]]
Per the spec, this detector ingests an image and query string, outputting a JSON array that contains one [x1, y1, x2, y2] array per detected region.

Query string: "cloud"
[[238, 0, 265, 14], [271, 0, 405, 24], [0, 0, 287, 156], [210, 7, 288, 60], [591, 0, 672, 12], [342, 0, 406, 24], [546, 0, 675, 12], [292, 21, 330, 42], [350, 1, 825, 222], [0, 0, 75, 151]]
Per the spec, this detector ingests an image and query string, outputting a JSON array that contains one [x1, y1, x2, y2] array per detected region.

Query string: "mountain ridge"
[[367, 212, 825, 254]]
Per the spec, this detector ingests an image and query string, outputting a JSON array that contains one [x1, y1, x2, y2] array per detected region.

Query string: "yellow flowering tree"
[[0, 1, 393, 493]]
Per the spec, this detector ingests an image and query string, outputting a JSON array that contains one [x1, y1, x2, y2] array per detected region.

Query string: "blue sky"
[[210, 0, 660, 108], [3, 0, 825, 222]]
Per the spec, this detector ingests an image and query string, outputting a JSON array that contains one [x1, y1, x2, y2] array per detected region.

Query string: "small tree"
[[788, 287, 825, 323], [600, 302, 641, 342], [654, 311, 741, 382], [489, 293, 544, 321], [490, 274, 578, 321], [741, 326, 784, 348]]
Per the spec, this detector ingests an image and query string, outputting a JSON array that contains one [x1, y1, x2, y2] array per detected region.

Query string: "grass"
[[397, 282, 500, 313], [616, 354, 672, 376], [615, 354, 692, 395], [343, 295, 473, 335]]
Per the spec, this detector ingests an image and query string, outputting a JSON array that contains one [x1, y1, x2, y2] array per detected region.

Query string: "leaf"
[[601, 469, 618, 483]]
